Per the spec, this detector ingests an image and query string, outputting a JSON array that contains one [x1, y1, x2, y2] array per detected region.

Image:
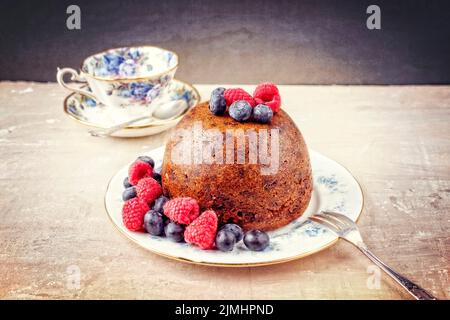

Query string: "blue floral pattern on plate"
[[104, 148, 364, 266]]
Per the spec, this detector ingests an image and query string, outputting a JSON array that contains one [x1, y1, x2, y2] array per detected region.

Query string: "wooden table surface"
[[0, 82, 448, 300]]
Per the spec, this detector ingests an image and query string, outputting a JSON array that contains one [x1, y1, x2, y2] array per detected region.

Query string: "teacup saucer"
[[63, 79, 201, 137]]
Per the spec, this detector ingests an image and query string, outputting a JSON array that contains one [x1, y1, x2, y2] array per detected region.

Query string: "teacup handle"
[[56, 67, 98, 102]]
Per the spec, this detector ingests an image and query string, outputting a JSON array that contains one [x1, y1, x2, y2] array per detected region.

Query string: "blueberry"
[[212, 87, 226, 96], [220, 224, 244, 242], [137, 155, 155, 168], [215, 229, 236, 252], [153, 195, 169, 214], [209, 93, 227, 115], [144, 210, 165, 236], [123, 176, 132, 188], [229, 100, 252, 122], [243, 229, 270, 251], [153, 172, 162, 184], [165, 222, 185, 242], [252, 104, 273, 123], [122, 186, 136, 201]]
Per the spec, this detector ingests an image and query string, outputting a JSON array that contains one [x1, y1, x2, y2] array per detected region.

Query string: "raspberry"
[[122, 198, 149, 231], [184, 210, 218, 250], [253, 83, 282, 113], [135, 177, 162, 204], [255, 95, 281, 113], [163, 197, 200, 225], [224, 88, 256, 107], [128, 161, 153, 185], [253, 82, 279, 101]]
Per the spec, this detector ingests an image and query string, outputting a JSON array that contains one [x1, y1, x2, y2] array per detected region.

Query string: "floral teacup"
[[57, 46, 178, 108]]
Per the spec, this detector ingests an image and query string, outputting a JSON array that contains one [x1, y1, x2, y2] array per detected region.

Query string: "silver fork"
[[309, 211, 437, 300]]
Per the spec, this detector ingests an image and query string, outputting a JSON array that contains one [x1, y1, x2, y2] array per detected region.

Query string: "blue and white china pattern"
[[104, 147, 364, 266], [106, 77, 172, 105], [82, 47, 177, 79], [83, 47, 147, 78], [64, 79, 200, 138], [57, 46, 178, 109]]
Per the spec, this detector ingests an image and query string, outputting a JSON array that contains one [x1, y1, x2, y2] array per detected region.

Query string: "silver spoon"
[[88, 100, 189, 137]]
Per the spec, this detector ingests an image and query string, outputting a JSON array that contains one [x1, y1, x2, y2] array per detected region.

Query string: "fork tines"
[[309, 211, 355, 234]]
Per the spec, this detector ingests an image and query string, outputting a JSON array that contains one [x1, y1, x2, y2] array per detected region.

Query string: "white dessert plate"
[[63, 79, 201, 137], [104, 147, 363, 267]]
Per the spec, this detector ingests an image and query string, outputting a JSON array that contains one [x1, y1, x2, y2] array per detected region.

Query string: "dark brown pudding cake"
[[161, 101, 312, 231]]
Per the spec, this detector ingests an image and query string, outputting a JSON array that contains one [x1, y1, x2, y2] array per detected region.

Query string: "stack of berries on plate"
[[209, 82, 281, 123], [121, 156, 270, 252]]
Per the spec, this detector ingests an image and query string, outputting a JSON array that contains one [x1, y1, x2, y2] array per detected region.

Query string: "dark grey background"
[[1, 0, 450, 84]]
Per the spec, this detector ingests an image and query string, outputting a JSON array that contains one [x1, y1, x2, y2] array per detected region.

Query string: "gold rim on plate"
[[63, 79, 201, 130], [103, 151, 364, 267]]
